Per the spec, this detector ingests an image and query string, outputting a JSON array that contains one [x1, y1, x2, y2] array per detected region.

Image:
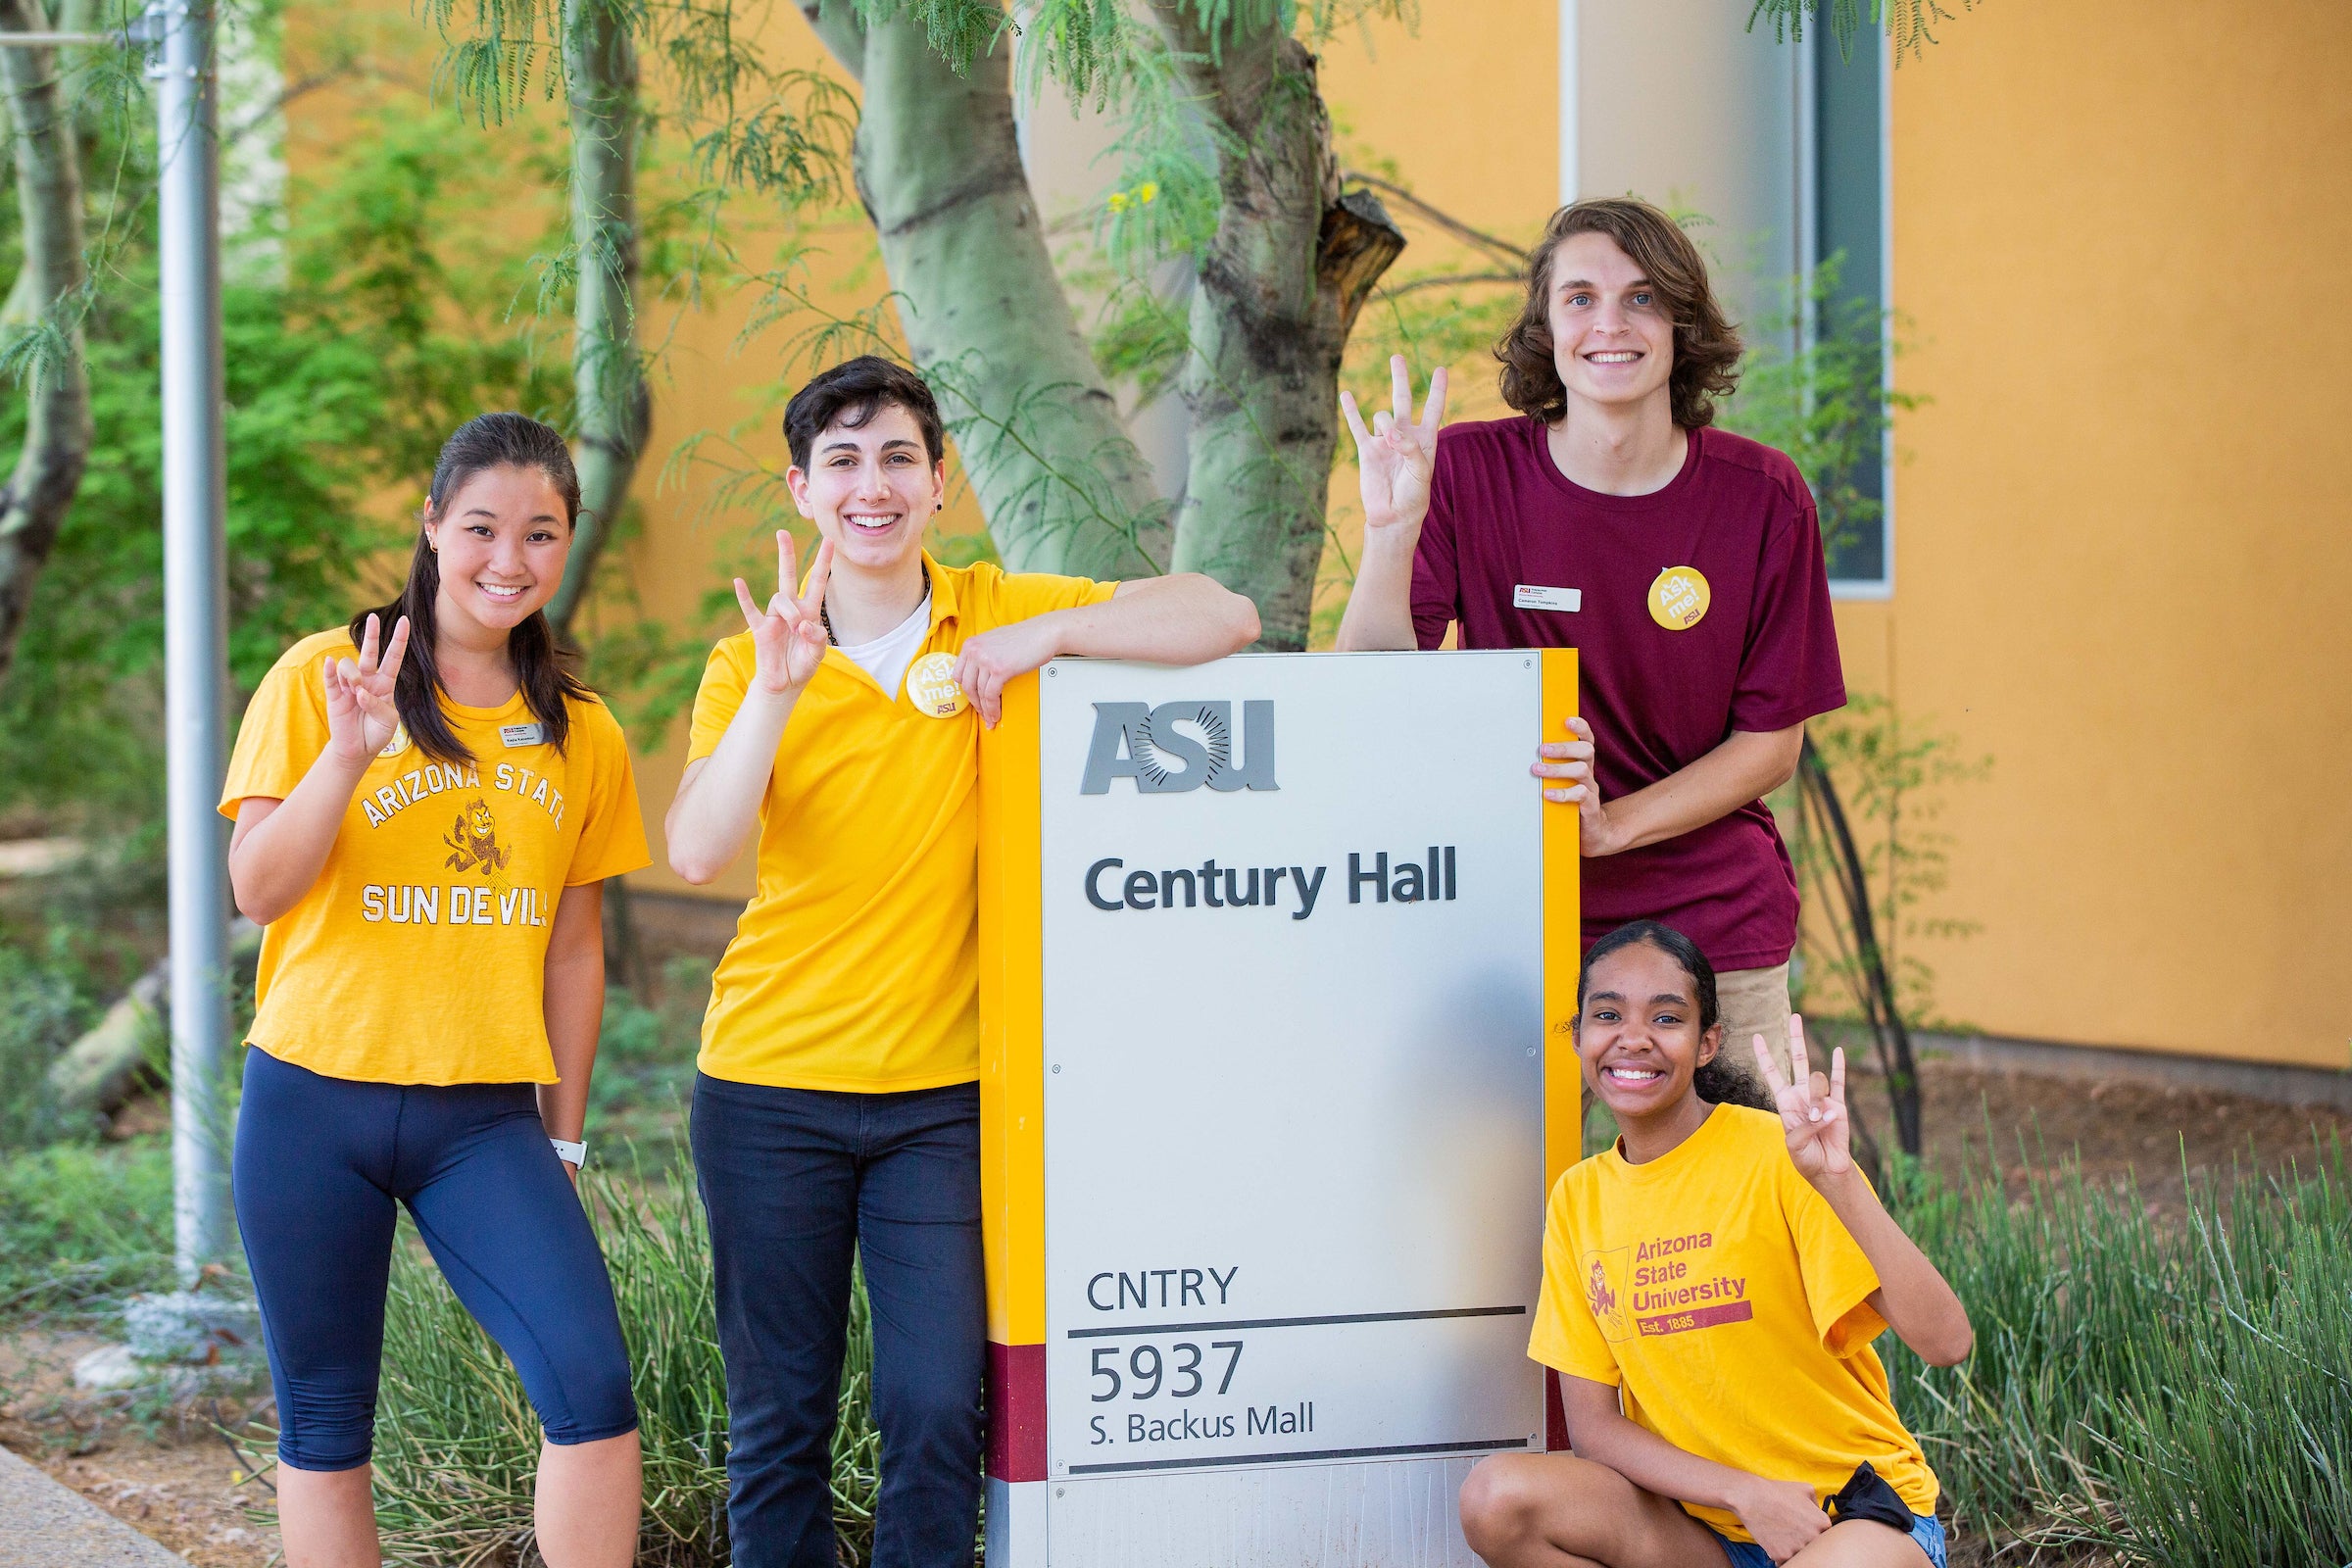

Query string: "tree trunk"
[[548, 0, 651, 636], [800, 0, 1167, 581], [1148, 8, 1402, 648], [0, 0, 92, 688]]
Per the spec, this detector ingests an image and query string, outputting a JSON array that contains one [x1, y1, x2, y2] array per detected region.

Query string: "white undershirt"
[[832, 593, 932, 701]]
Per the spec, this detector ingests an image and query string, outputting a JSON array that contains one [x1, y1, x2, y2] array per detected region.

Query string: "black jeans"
[[691, 1074, 985, 1568]]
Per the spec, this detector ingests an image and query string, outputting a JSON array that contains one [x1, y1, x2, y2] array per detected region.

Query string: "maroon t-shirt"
[[1411, 416, 1845, 970]]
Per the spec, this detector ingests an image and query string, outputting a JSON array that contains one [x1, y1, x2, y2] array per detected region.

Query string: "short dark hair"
[[1495, 197, 1743, 430], [782, 356, 946, 470], [1576, 920, 1774, 1111]]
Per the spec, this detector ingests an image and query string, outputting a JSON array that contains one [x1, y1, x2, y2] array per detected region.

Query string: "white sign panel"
[[1033, 652, 1552, 1552]]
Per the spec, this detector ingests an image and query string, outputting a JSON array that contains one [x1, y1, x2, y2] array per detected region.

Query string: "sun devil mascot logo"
[[444, 797, 513, 890], [1583, 1250, 1633, 1342], [1585, 1257, 1617, 1321]]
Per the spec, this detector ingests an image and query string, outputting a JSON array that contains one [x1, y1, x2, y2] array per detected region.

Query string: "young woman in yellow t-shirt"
[[1459, 921, 1973, 1568], [220, 414, 649, 1568]]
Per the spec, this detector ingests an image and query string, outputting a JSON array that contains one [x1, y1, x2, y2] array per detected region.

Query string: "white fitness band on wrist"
[[550, 1138, 587, 1167]]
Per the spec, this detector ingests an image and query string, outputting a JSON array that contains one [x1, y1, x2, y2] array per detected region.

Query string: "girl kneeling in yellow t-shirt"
[[1460, 920, 1973, 1568], [221, 414, 651, 1568]]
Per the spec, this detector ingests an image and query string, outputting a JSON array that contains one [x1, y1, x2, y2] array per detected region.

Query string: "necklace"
[[820, 559, 930, 647]]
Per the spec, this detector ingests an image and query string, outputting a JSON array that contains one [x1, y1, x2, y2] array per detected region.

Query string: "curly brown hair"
[[1495, 198, 1743, 430]]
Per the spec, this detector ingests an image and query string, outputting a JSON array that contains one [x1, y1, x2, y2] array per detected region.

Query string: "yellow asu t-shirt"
[[1529, 1103, 1938, 1541], [689, 555, 1114, 1091], [219, 628, 652, 1085]]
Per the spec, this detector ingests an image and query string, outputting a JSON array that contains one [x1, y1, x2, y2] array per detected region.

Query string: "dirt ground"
[[9, 1059, 2345, 1566], [0, 1329, 278, 1567], [1907, 1056, 2351, 1214]]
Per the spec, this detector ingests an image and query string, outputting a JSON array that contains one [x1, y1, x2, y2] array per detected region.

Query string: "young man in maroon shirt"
[[1335, 196, 1846, 1061]]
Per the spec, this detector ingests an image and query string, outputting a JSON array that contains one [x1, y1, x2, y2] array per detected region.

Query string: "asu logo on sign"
[[1080, 701, 1278, 795]]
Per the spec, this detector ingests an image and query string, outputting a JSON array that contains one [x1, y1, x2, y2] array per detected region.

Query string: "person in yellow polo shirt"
[[665, 356, 1258, 1568], [1457, 921, 1974, 1568]]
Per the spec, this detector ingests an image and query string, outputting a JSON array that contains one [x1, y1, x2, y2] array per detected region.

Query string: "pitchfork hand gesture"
[[1752, 1016, 1851, 1183], [1340, 355, 1448, 537], [735, 531, 833, 697], [322, 612, 412, 765]]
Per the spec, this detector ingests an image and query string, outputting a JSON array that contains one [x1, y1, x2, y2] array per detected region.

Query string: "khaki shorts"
[[1715, 961, 1794, 1078]]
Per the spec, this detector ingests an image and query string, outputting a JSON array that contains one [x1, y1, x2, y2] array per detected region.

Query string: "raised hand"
[[1751, 1015, 1851, 1183], [1534, 714, 1623, 855], [1339, 355, 1447, 536], [952, 614, 1059, 731], [733, 530, 832, 696], [322, 612, 411, 764]]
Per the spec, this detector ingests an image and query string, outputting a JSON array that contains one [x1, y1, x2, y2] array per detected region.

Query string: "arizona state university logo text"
[[1080, 701, 1278, 795]]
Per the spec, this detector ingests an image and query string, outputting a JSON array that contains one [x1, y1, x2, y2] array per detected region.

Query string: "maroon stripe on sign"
[[988, 1342, 1048, 1482], [1544, 1369, 1569, 1450], [1636, 1299, 1755, 1337]]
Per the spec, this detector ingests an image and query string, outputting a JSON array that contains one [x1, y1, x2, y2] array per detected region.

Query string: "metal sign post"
[[979, 651, 1584, 1568], [147, 0, 233, 1286]]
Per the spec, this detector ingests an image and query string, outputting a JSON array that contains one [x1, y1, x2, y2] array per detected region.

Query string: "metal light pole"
[[148, 0, 232, 1287]]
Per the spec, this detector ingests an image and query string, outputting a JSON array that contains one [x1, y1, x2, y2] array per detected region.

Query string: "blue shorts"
[[1711, 1509, 1945, 1568], [233, 1048, 638, 1470]]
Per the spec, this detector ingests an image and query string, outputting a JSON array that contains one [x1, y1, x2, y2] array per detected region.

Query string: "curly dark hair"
[[1577, 920, 1774, 1112], [1495, 198, 1743, 430]]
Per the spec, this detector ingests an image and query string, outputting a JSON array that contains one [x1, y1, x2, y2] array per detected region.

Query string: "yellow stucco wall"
[[1864, 2, 2352, 1067]]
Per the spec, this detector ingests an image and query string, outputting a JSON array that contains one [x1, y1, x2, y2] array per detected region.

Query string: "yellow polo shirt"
[[220, 629, 651, 1086], [688, 555, 1115, 1091], [1530, 1103, 1938, 1540]]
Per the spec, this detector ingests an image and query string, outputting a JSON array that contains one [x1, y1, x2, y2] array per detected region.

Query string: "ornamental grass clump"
[[369, 1154, 880, 1567], [1883, 1131, 2352, 1565], [360, 1138, 2349, 1567]]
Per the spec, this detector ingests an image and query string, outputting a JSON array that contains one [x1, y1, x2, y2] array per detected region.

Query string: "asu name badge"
[[905, 651, 968, 718]]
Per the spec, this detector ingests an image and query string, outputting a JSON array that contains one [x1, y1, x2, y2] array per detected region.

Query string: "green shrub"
[[589, 957, 712, 1124], [370, 1152, 879, 1567], [0, 1139, 174, 1316], [0, 940, 89, 1152]]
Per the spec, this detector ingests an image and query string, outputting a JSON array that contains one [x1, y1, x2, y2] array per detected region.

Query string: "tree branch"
[[1316, 188, 1405, 338], [1377, 270, 1520, 297], [1343, 171, 1528, 268], [797, 0, 866, 84], [549, 0, 651, 636], [0, 0, 91, 689], [843, 3, 1165, 578]]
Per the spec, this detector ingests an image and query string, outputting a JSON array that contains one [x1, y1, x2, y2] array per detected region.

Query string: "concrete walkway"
[[0, 1444, 189, 1566]]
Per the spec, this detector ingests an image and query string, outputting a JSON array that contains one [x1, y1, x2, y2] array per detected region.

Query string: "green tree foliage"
[[0, 102, 567, 834]]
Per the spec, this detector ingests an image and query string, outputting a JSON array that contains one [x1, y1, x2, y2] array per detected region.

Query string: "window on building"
[[1809, 22, 1892, 594]]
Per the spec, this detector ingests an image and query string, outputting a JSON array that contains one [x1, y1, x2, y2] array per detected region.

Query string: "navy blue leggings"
[[233, 1047, 638, 1470]]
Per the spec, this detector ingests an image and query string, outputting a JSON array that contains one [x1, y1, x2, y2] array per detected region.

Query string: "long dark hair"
[[352, 413, 591, 766], [1576, 920, 1774, 1111]]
